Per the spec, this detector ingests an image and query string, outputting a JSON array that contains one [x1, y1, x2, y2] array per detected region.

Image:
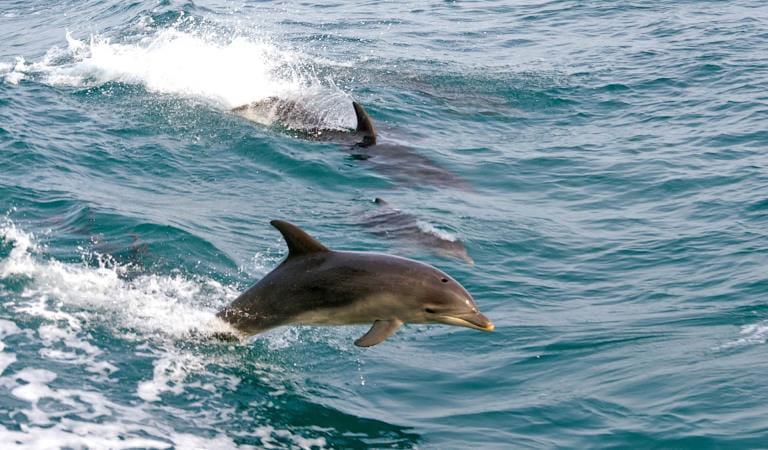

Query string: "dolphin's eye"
[[440, 278, 448, 283], [424, 308, 437, 314]]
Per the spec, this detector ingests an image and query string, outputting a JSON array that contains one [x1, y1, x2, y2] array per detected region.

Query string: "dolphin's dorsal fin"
[[353, 101, 377, 147], [270, 220, 330, 258], [354, 319, 403, 347]]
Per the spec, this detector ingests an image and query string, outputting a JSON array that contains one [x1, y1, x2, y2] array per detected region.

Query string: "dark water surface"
[[2, 0, 768, 448]]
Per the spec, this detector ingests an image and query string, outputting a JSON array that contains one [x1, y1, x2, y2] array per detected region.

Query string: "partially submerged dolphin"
[[217, 220, 493, 347], [364, 198, 474, 265], [233, 97, 470, 188], [349, 142, 472, 189], [232, 97, 376, 146]]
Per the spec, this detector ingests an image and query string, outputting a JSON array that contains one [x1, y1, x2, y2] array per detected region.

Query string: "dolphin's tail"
[[353, 101, 377, 147]]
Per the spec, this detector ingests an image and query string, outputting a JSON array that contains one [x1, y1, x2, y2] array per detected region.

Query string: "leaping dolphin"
[[217, 220, 493, 347]]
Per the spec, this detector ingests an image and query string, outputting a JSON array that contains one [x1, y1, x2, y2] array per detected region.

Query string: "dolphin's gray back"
[[232, 97, 376, 146], [217, 251, 419, 333], [351, 143, 471, 189], [232, 97, 325, 131]]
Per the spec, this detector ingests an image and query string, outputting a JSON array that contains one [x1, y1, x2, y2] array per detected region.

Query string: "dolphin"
[[232, 97, 376, 146], [348, 142, 471, 189], [216, 220, 493, 347], [363, 198, 474, 265], [233, 97, 470, 188]]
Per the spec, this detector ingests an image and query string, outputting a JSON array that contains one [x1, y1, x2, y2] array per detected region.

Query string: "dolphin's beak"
[[437, 311, 494, 332]]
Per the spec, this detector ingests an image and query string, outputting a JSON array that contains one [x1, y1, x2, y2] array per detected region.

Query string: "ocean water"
[[2, 0, 768, 448]]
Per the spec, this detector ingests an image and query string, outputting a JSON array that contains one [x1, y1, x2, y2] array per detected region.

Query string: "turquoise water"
[[2, 0, 768, 447]]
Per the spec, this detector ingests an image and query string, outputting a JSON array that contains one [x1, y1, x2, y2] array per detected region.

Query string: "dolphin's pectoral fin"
[[270, 220, 330, 258], [354, 319, 403, 347]]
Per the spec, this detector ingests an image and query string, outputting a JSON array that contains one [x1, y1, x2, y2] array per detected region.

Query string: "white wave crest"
[[0, 219, 237, 339], [5, 27, 351, 115], [725, 321, 768, 349], [416, 220, 458, 242], [63, 30, 304, 107]]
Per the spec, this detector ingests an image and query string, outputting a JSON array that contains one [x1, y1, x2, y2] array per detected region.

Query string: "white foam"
[[3, 26, 356, 131], [0, 219, 331, 447], [48, 28, 346, 112], [0, 358, 251, 447], [734, 321, 768, 346], [0, 365, 241, 449], [416, 220, 458, 242], [0, 62, 11, 77], [5, 23, 357, 130], [137, 352, 202, 401], [1, 219, 239, 339], [10, 368, 58, 403], [69, 30, 294, 106], [717, 321, 768, 350], [0, 361, 295, 448], [0, 218, 241, 386], [251, 426, 328, 449], [0, 318, 21, 337], [0, 318, 21, 375], [35, 322, 120, 381], [2, 42, 75, 85], [0, 220, 39, 277], [2, 57, 26, 84], [0, 353, 16, 376], [38, 323, 100, 354]]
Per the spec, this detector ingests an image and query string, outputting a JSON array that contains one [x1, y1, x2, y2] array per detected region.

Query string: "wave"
[[718, 321, 768, 350], [3, 23, 356, 129], [0, 218, 338, 448], [0, 218, 238, 339]]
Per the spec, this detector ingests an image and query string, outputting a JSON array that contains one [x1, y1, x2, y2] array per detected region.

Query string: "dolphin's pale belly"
[[291, 293, 403, 326]]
